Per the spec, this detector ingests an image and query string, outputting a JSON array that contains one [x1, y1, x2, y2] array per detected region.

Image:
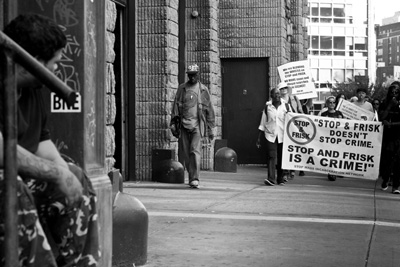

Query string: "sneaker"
[[264, 179, 275, 186], [328, 174, 336, 181], [189, 180, 199, 188], [278, 182, 285, 186], [381, 182, 388, 191], [299, 171, 305, 176], [392, 189, 400, 194]]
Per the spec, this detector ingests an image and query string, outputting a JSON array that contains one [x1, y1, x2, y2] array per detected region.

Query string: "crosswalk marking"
[[149, 211, 400, 228]]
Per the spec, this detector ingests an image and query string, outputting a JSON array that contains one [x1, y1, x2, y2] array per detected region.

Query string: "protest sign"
[[282, 113, 383, 180], [277, 60, 318, 100], [335, 98, 375, 121]]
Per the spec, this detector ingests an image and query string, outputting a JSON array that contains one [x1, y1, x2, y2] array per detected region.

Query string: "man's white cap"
[[277, 81, 289, 90]]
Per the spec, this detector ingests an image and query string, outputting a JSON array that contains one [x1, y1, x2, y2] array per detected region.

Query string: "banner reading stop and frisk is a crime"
[[282, 113, 383, 180]]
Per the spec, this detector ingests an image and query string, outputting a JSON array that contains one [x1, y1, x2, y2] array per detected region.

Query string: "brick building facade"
[[135, 0, 308, 180], [1, 0, 308, 180]]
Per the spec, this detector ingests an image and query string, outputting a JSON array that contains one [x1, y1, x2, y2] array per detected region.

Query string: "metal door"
[[221, 58, 269, 164]]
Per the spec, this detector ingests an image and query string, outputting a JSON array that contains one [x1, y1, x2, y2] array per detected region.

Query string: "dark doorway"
[[221, 58, 269, 164], [113, 4, 126, 178]]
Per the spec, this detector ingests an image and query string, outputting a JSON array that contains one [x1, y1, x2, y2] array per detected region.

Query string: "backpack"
[[263, 102, 291, 121]]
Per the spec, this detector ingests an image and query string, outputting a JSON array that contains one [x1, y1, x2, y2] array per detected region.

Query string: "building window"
[[312, 36, 319, 49], [377, 48, 383, 55], [320, 3, 332, 23], [334, 36, 345, 49], [333, 4, 345, 23], [310, 3, 352, 24], [389, 56, 392, 64], [377, 39, 383, 46], [333, 69, 345, 82], [320, 69, 331, 82], [321, 36, 332, 49]]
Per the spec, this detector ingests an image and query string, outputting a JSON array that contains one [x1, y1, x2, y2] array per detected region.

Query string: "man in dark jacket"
[[170, 64, 215, 188]]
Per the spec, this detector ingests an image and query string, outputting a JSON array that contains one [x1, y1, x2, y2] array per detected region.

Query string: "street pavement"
[[123, 165, 400, 267]]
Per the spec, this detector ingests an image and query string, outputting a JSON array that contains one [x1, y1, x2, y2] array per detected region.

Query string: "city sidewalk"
[[123, 166, 400, 267]]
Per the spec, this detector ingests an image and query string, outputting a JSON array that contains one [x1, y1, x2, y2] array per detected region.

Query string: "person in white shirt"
[[352, 88, 374, 113], [256, 88, 291, 186], [278, 81, 305, 178]]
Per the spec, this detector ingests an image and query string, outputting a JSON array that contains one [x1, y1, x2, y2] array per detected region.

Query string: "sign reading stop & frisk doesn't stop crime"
[[282, 113, 383, 180]]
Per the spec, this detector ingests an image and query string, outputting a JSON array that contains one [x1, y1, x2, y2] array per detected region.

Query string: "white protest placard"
[[282, 113, 383, 180], [277, 60, 318, 100], [335, 98, 375, 121]]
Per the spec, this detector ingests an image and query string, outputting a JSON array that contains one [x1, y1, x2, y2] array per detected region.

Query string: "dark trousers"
[[266, 140, 284, 184], [381, 147, 400, 190]]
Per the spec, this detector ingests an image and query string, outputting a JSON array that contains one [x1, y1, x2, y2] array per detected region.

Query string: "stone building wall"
[[290, 0, 308, 62], [133, 0, 308, 180], [105, 1, 117, 173], [136, 0, 179, 180], [219, 0, 304, 87]]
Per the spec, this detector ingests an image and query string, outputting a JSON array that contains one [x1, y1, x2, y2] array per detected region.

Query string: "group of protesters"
[[257, 79, 400, 194]]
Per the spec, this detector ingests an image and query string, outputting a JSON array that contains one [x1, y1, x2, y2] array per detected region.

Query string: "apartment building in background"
[[376, 20, 400, 87], [307, 0, 375, 112]]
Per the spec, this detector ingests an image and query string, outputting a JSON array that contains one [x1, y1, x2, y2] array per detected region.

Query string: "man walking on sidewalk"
[[170, 64, 215, 188], [256, 88, 291, 186]]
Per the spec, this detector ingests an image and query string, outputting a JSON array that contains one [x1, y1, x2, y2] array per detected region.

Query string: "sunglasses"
[[373, 102, 380, 106], [327, 101, 336, 104]]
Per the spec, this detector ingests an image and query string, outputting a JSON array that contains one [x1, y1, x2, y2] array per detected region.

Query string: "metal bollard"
[[214, 147, 237, 173], [153, 159, 184, 183], [112, 192, 148, 266]]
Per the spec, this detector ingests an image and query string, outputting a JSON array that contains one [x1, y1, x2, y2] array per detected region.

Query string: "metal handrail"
[[0, 30, 77, 266]]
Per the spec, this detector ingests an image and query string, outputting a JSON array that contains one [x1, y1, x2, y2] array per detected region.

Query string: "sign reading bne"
[[51, 92, 81, 113]]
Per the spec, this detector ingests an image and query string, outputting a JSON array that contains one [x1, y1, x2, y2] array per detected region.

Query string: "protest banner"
[[282, 113, 383, 180], [277, 60, 318, 100], [335, 98, 375, 121]]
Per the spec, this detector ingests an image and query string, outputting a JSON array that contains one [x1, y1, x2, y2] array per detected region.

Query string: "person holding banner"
[[256, 88, 292, 186], [319, 96, 344, 181], [352, 88, 374, 113], [378, 81, 400, 194], [278, 81, 306, 179]]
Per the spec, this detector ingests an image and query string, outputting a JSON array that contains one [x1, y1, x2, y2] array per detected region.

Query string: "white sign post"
[[277, 60, 317, 100]]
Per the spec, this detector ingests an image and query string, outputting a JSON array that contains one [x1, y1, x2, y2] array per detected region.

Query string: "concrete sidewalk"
[[123, 166, 400, 267]]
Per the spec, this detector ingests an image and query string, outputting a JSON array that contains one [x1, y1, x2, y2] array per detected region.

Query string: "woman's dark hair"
[[3, 13, 66, 62], [385, 81, 400, 100], [380, 81, 400, 112]]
